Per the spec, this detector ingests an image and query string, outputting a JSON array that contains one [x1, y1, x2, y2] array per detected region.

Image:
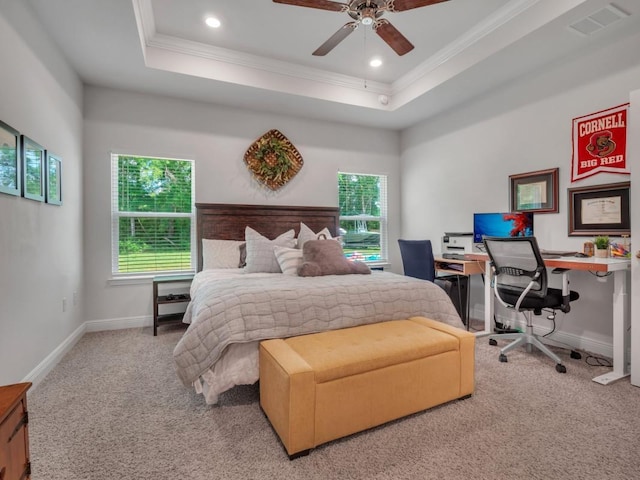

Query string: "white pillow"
[[297, 222, 332, 249], [202, 239, 245, 269], [244, 227, 296, 273], [274, 246, 303, 276]]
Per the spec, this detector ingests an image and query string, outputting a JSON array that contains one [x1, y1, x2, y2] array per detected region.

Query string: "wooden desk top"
[[434, 257, 485, 276], [464, 253, 630, 273]]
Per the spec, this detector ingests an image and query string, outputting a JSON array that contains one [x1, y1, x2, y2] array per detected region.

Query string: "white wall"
[[83, 86, 401, 324], [400, 31, 640, 356], [629, 88, 640, 386], [0, 1, 84, 385]]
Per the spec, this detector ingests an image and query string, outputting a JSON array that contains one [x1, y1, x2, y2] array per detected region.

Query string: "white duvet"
[[173, 269, 463, 404]]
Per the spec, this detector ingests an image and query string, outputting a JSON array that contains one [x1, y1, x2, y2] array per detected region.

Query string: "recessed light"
[[205, 17, 221, 28], [369, 58, 382, 68]]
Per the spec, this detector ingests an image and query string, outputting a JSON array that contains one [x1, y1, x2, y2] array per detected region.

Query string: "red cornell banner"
[[571, 103, 629, 182]]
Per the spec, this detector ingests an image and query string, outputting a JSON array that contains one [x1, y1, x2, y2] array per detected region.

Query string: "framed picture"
[[46, 152, 62, 205], [568, 182, 630, 236], [21, 135, 45, 202], [509, 168, 559, 214], [0, 120, 21, 196]]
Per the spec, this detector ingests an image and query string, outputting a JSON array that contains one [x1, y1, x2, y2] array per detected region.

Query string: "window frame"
[[110, 153, 196, 277], [338, 171, 388, 265]]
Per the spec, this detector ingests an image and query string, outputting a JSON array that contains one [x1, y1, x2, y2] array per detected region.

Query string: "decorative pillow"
[[238, 243, 247, 268], [297, 222, 332, 249], [244, 227, 296, 273], [274, 246, 303, 275], [297, 238, 371, 277], [202, 239, 245, 269]]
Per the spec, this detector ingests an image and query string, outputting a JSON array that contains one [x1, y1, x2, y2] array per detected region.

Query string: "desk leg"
[[478, 260, 493, 337], [592, 269, 630, 385]]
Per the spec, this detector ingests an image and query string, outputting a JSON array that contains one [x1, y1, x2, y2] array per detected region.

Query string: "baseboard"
[[85, 315, 153, 332], [24, 315, 153, 390], [23, 323, 86, 390]]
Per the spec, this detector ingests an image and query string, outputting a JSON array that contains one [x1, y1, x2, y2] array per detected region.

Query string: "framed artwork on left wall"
[[46, 152, 62, 205], [0, 119, 21, 196], [21, 135, 45, 202]]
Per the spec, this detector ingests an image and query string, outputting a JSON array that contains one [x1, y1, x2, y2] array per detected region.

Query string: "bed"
[[173, 203, 463, 404]]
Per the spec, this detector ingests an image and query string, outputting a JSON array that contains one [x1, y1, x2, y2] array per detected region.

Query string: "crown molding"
[[147, 33, 391, 95], [134, 0, 389, 96]]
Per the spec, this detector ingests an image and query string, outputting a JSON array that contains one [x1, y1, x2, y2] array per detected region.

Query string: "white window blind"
[[338, 172, 388, 263], [111, 154, 195, 275]]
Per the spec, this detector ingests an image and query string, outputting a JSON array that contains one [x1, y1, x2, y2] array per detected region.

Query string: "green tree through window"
[[112, 155, 194, 274], [338, 172, 387, 263]]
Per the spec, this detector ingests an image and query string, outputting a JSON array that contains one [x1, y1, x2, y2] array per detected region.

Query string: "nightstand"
[[0, 382, 31, 480], [152, 274, 194, 336]]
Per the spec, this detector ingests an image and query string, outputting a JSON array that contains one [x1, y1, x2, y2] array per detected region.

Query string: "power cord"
[[538, 309, 582, 360], [589, 271, 612, 279], [585, 355, 613, 367]]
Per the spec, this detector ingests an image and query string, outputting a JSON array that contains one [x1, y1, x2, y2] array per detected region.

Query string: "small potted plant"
[[593, 235, 610, 258]]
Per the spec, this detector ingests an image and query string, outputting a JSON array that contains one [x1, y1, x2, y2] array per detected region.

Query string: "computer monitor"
[[473, 212, 534, 244]]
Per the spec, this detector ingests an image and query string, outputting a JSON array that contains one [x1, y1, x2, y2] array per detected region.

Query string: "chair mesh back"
[[483, 237, 548, 298], [398, 239, 435, 282]]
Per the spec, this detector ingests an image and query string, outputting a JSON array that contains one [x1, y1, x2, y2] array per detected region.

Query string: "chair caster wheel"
[[499, 354, 508, 363], [570, 350, 582, 360], [489, 338, 498, 346], [556, 364, 567, 373]]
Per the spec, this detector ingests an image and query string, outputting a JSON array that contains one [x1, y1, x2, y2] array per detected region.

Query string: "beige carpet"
[[28, 325, 640, 480]]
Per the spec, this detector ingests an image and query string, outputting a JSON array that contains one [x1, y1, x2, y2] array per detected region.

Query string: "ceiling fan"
[[273, 0, 450, 56]]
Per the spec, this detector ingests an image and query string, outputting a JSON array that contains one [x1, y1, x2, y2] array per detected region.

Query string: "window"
[[338, 172, 387, 263], [111, 154, 195, 275]]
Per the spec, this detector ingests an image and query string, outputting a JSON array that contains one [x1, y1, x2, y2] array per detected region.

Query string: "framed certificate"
[[568, 182, 630, 236]]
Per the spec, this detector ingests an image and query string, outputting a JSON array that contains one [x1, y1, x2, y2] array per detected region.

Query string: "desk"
[[466, 253, 631, 385], [434, 257, 485, 329]]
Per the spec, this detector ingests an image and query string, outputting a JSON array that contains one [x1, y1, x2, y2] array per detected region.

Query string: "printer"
[[440, 232, 474, 259]]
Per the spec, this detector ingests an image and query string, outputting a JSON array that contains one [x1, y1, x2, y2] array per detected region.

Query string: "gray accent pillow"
[[238, 243, 247, 268], [244, 227, 296, 273]]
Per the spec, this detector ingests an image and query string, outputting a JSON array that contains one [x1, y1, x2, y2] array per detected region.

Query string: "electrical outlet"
[[62, 297, 67, 312]]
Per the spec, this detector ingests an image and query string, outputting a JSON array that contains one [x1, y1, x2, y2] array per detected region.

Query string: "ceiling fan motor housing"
[[348, 0, 385, 25], [274, 0, 450, 56]]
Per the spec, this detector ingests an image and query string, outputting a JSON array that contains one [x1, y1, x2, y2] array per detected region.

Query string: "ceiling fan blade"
[[388, 0, 449, 12], [272, 0, 347, 12], [374, 20, 414, 56], [313, 22, 357, 56]]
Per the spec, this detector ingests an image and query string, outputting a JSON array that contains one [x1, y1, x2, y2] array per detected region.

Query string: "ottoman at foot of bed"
[[259, 317, 475, 458]]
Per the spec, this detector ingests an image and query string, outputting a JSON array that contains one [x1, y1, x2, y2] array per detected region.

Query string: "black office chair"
[[397, 239, 468, 325], [398, 239, 437, 282], [484, 236, 580, 373]]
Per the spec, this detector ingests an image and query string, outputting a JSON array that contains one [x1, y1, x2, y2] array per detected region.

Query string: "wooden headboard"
[[195, 203, 340, 271]]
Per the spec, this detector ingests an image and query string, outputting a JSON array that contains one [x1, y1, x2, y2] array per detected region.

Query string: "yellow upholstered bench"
[[259, 316, 475, 459]]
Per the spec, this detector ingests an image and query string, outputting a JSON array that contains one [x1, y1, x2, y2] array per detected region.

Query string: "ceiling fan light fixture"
[[360, 7, 376, 25], [369, 58, 382, 67]]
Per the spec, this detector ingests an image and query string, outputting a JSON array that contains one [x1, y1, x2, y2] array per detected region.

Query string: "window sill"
[[367, 262, 390, 270], [107, 276, 154, 286]]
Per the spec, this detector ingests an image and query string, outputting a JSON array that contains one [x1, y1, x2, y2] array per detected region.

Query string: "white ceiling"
[[25, 0, 640, 130]]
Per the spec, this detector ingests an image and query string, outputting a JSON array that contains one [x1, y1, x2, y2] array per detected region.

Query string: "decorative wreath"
[[244, 129, 303, 191]]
